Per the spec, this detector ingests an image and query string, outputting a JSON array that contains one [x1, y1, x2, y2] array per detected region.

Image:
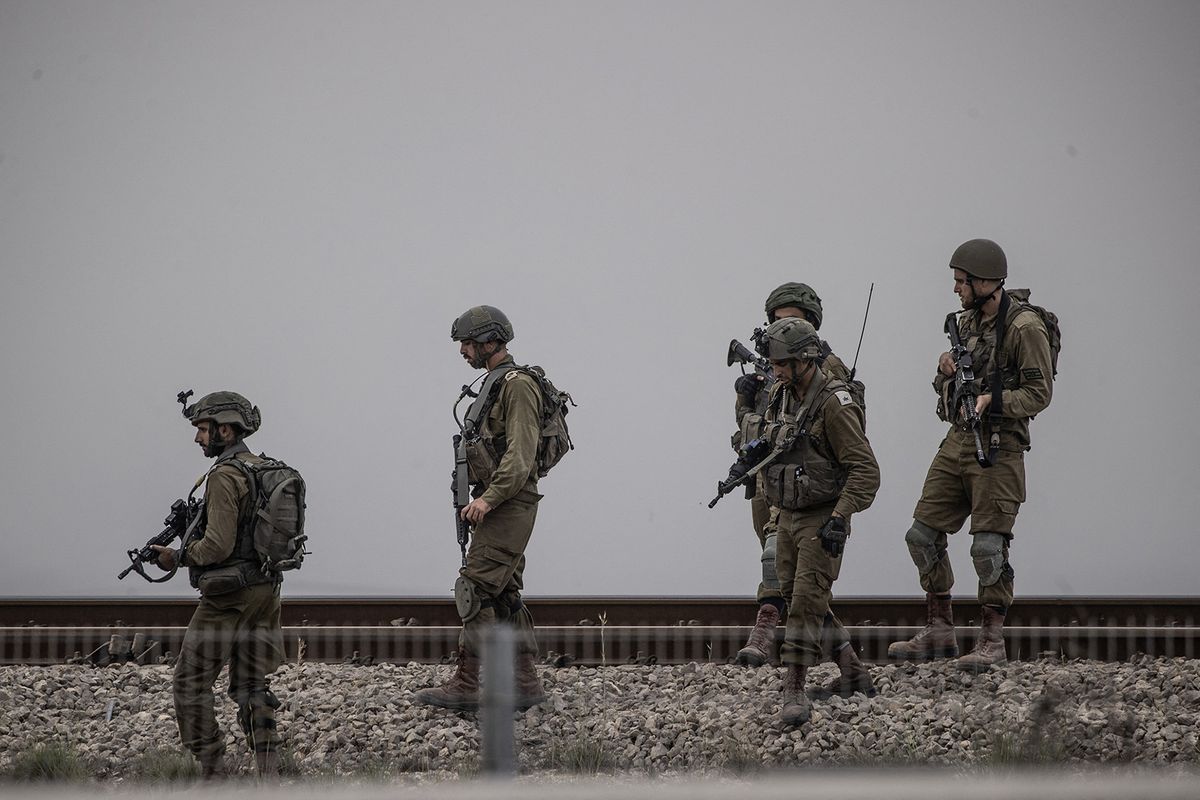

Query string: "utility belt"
[[189, 559, 277, 597]]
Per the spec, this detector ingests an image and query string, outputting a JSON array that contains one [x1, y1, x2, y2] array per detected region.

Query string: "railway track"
[[2, 597, 1196, 666]]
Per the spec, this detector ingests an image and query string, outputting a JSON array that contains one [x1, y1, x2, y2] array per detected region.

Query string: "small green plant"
[[5, 741, 90, 782], [545, 736, 616, 774], [131, 747, 198, 783]]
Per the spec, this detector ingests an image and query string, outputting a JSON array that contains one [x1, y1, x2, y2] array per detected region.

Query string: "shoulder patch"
[[1022, 368, 1043, 381], [504, 370, 521, 382], [834, 390, 853, 406]]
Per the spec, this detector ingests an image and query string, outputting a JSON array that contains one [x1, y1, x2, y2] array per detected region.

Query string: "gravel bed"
[[0, 657, 1197, 780]]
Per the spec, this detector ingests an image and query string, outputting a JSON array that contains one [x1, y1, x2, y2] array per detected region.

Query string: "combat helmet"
[[451, 305, 514, 343], [759, 317, 823, 362], [765, 282, 823, 328], [949, 239, 1007, 280], [182, 391, 261, 436]]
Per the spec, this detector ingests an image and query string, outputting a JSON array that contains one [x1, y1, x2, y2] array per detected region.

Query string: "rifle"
[[117, 497, 205, 582], [708, 437, 780, 508], [944, 312, 992, 468], [726, 327, 772, 378], [452, 433, 472, 566]]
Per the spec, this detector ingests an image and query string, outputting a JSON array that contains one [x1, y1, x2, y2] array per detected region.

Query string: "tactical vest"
[[460, 362, 573, 486], [937, 292, 1048, 428], [740, 372, 850, 511], [186, 445, 276, 594]]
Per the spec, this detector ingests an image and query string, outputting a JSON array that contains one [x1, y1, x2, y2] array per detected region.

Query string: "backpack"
[[228, 456, 308, 574], [1006, 289, 1061, 377], [516, 365, 576, 477]]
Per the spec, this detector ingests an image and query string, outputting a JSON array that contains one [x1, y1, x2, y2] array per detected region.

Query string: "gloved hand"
[[734, 374, 765, 403], [818, 516, 849, 557]]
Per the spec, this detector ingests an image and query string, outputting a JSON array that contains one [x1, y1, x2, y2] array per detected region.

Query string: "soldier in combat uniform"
[[416, 305, 547, 712], [888, 240, 1054, 671], [152, 392, 285, 778], [734, 283, 857, 667], [743, 318, 880, 724]]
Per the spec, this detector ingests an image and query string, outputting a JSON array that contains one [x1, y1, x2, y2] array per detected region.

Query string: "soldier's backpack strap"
[[461, 364, 518, 438]]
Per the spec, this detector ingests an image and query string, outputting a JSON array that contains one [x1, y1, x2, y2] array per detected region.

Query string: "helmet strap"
[[966, 276, 1004, 310]]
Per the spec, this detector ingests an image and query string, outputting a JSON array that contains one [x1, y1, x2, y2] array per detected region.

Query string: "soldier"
[[416, 305, 547, 712], [734, 283, 858, 667], [151, 392, 285, 778], [888, 239, 1054, 671], [742, 318, 880, 725]]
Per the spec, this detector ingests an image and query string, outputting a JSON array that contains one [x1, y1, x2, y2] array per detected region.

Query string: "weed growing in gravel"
[[5, 741, 91, 782], [545, 736, 617, 774], [718, 737, 761, 774], [131, 747, 198, 783]]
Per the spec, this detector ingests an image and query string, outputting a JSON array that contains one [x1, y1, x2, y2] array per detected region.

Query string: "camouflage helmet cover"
[[183, 391, 261, 436], [760, 317, 822, 362], [764, 282, 823, 329], [949, 239, 1007, 280], [451, 305, 514, 343]]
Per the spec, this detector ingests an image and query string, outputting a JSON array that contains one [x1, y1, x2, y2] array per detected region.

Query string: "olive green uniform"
[[734, 349, 854, 607], [911, 295, 1054, 608], [174, 443, 284, 764], [749, 369, 879, 666], [461, 356, 542, 656]]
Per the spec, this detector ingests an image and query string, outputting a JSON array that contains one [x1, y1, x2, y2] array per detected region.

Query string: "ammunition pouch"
[[463, 437, 500, 486], [762, 458, 846, 510]]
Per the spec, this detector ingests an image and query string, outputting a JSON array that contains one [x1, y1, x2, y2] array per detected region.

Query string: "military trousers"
[[173, 581, 283, 761], [772, 504, 851, 667], [912, 429, 1025, 608], [460, 487, 540, 657], [750, 490, 785, 606]]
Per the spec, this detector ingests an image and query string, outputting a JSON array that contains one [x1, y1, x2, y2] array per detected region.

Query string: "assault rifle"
[[944, 312, 992, 468], [118, 497, 205, 583], [726, 328, 772, 378], [452, 434, 472, 566]]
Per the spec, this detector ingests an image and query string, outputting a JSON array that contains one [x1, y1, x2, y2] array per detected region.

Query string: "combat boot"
[[887, 593, 959, 660], [779, 664, 810, 726], [809, 643, 877, 700], [956, 606, 1008, 672], [735, 603, 781, 667], [198, 750, 229, 781], [414, 647, 481, 711], [515, 652, 547, 710]]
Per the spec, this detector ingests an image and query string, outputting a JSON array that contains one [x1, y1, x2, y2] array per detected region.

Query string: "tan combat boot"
[[515, 652, 548, 710], [809, 643, 877, 699], [887, 593, 959, 660], [735, 603, 781, 667], [779, 664, 810, 725], [956, 606, 1008, 672], [414, 647, 481, 711]]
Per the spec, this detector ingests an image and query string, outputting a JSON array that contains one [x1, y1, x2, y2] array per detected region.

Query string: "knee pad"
[[454, 576, 482, 623], [971, 532, 1011, 587], [761, 531, 780, 590], [905, 520, 944, 576]]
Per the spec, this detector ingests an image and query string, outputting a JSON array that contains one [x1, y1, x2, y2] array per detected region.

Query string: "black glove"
[[818, 516, 849, 557], [734, 374, 764, 403]]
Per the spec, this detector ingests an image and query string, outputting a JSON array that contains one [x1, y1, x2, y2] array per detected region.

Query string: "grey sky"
[[1, 1, 1197, 599]]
